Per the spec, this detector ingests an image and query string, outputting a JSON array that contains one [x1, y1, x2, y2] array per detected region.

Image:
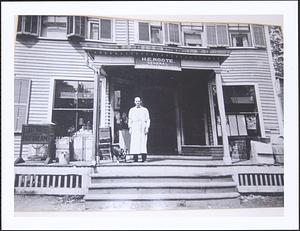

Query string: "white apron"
[[128, 106, 150, 154]]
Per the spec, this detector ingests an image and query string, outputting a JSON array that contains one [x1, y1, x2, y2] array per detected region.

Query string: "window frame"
[[17, 16, 39, 37], [136, 21, 164, 45], [39, 16, 68, 39], [221, 82, 265, 137], [251, 24, 267, 48], [66, 16, 86, 39], [86, 18, 114, 42], [181, 22, 204, 47], [228, 24, 253, 48], [164, 22, 181, 45], [14, 78, 31, 133], [52, 79, 95, 137], [205, 23, 229, 47]]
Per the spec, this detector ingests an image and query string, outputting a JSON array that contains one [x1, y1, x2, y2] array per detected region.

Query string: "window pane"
[[100, 19, 111, 39], [31, 16, 38, 34], [150, 26, 162, 43], [54, 80, 78, 108], [75, 16, 81, 35], [52, 110, 93, 137], [41, 16, 67, 38], [24, 16, 31, 33], [67, 16, 73, 34], [77, 81, 94, 108], [169, 23, 179, 43], [80, 17, 86, 37], [184, 33, 201, 46], [17, 16, 23, 32], [231, 33, 251, 47], [139, 22, 149, 41], [90, 22, 99, 40]]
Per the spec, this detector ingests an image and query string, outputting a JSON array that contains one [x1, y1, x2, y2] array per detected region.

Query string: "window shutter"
[[216, 24, 229, 46], [206, 25, 217, 46], [14, 79, 31, 132], [100, 19, 112, 39], [138, 22, 150, 41], [252, 25, 266, 47]]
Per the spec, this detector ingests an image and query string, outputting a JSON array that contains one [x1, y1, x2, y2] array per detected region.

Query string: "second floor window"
[[228, 24, 252, 47], [181, 23, 203, 47], [164, 23, 180, 44], [138, 21, 163, 44], [40, 16, 67, 38], [88, 18, 112, 41]]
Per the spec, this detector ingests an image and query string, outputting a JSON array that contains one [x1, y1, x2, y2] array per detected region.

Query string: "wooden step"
[[85, 192, 240, 201]]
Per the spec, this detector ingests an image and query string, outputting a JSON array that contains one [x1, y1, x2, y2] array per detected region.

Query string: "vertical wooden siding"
[[221, 49, 280, 136], [14, 39, 94, 158]]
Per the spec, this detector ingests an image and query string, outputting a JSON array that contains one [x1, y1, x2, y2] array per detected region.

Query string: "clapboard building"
[[14, 15, 284, 164]]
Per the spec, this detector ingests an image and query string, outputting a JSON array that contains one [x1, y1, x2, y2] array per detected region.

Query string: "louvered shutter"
[[216, 24, 229, 46], [138, 22, 150, 41], [252, 25, 266, 47], [14, 79, 31, 131], [206, 25, 217, 46]]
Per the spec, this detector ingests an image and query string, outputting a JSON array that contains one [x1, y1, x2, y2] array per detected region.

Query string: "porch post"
[[92, 69, 100, 161], [215, 71, 231, 164]]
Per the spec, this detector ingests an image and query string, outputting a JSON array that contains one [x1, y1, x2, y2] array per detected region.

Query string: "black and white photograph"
[[1, 1, 298, 230]]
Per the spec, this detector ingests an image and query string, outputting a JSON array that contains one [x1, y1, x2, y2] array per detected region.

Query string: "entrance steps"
[[84, 164, 240, 210]]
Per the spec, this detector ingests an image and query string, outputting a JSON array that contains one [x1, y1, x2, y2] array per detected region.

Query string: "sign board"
[[135, 56, 181, 71], [21, 124, 55, 144]]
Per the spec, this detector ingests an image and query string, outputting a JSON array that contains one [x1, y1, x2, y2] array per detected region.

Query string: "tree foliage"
[[268, 26, 284, 78]]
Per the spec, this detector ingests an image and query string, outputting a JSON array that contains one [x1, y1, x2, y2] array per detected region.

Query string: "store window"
[[52, 80, 94, 137], [213, 85, 260, 159], [87, 18, 112, 41], [40, 16, 67, 38], [14, 79, 31, 132], [181, 23, 203, 47], [228, 24, 252, 47]]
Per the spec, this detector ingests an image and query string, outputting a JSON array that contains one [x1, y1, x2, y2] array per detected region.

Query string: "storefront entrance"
[[105, 66, 212, 154]]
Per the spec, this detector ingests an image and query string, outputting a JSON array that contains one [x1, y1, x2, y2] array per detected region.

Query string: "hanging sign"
[[135, 56, 181, 71]]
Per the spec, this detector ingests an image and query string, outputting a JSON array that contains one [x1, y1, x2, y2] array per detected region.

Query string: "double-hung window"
[[52, 80, 94, 137], [181, 23, 203, 47], [206, 24, 229, 47], [164, 23, 180, 45], [138, 21, 163, 44], [40, 16, 67, 39], [228, 24, 252, 47], [87, 18, 113, 41]]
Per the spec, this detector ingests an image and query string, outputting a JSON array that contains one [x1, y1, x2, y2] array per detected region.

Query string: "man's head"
[[134, 97, 141, 107]]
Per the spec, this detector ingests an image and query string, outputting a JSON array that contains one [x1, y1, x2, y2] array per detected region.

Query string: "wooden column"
[[208, 81, 218, 146], [215, 71, 231, 164], [92, 70, 100, 161]]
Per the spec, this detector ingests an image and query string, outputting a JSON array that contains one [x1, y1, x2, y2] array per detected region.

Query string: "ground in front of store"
[[14, 193, 284, 212]]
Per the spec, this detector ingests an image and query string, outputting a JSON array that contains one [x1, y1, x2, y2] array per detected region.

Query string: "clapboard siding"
[[14, 39, 94, 159], [114, 19, 128, 45], [128, 20, 136, 44], [221, 49, 280, 136]]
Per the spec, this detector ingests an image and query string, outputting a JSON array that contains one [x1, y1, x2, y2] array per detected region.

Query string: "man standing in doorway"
[[128, 97, 150, 162]]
